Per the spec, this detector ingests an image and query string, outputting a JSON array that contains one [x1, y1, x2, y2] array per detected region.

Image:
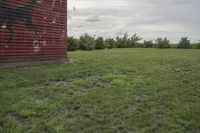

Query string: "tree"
[[79, 33, 96, 50], [116, 33, 129, 48], [130, 33, 142, 47], [95, 37, 105, 49], [178, 37, 191, 49], [105, 38, 116, 49], [143, 40, 154, 48], [67, 37, 79, 51], [197, 41, 200, 49], [155, 37, 171, 48]]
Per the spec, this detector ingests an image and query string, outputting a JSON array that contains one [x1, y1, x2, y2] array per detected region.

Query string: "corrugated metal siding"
[[0, 0, 67, 61]]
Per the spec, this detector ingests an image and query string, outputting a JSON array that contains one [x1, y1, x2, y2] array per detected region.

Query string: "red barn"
[[0, 0, 67, 67]]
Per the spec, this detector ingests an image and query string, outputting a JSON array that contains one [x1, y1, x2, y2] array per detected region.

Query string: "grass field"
[[0, 48, 200, 133]]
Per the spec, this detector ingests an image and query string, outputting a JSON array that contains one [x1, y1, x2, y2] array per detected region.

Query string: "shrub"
[[196, 41, 200, 49], [105, 38, 116, 49], [134, 43, 144, 48], [115, 33, 142, 48], [79, 33, 96, 50], [171, 44, 178, 48], [95, 37, 105, 49], [129, 33, 142, 48], [116, 34, 129, 48], [67, 37, 79, 51], [191, 43, 197, 49], [178, 37, 191, 49], [143, 40, 154, 48], [155, 37, 171, 48]]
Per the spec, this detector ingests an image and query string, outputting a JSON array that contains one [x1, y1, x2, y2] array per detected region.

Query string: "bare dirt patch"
[[53, 81, 69, 87], [127, 104, 138, 113]]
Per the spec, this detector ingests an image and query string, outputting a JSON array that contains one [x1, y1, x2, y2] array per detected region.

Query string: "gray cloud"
[[86, 15, 101, 22], [68, 0, 200, 43]]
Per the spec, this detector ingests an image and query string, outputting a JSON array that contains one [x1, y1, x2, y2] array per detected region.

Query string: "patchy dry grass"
[[0, 48, 200, 133]]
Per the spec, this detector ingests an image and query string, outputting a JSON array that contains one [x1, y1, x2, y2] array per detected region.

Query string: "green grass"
[[0, 48, 200, 133]]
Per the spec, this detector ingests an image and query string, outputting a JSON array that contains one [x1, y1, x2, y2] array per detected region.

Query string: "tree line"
[[67, 33, 200, 51]]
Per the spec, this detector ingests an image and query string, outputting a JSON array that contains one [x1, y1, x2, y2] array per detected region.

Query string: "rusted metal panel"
[[0, 0, 67, 61]]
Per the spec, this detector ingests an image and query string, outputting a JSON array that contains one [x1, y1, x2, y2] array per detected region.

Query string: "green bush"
[[155, 37, 171, 48], [116, 34, 129, 48], [135, 43, 144, 48], [196, 41, 200, 49], [105, 38, 116, 49], [178, 37, 191, 49], [129, 33, 142, 48], [79, 33, 96, 50], [67, 37, 79, 51], [95, 37, 105, 49], [190, 43, 197, 49], [171, 44, 178, 48], [67, 34, 200, 51], [143, 40, 154, 48]]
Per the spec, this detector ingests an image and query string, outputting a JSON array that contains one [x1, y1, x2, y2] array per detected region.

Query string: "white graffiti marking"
[[52, 0, 56, 7], [33, 39, 47, 53], [41, 40, 46, 46], [1, 24, 6, 29], [33, 40, 40, 53], [52, 18, 56, 23]]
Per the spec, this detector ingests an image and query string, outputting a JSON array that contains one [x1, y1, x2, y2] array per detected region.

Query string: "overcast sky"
[[68, 0, 200, 43]]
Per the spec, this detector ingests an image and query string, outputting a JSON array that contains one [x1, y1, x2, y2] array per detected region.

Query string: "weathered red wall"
[[0, 0, 67, 61]]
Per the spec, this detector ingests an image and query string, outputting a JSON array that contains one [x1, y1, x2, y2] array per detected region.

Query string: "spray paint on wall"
[[0, 0, 67, 59]]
